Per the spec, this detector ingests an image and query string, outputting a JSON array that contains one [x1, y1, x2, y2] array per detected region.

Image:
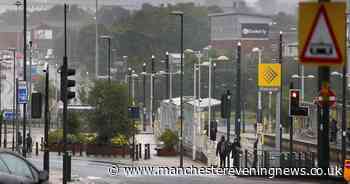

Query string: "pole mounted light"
[[170, 10, 184, 168]]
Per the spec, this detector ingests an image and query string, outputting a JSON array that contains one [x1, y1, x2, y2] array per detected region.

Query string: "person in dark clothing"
[[231, 138, 241, 167], [252, 138, 258, 168], [26, 133, 32, 153], [330, 118, 338, 142], [17, 132, 22, 153], [216, 136, 227, 168]]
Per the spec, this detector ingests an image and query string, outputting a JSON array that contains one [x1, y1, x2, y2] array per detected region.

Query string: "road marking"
[[87, 176, 102, 180]]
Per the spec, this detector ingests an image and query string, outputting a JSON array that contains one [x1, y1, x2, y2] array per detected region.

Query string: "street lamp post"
[[234, 41, 242, 168], [9, 48, 16, 151], [252, 47, 262, 168], [165, 52, 170, 99], [252, 47, 263, 131], [171, 10, 184, 168], [43, 63, 50, 173], [22, 0, 28, 158], [100, 35, 111, 84], [151, 55, 155, 130]]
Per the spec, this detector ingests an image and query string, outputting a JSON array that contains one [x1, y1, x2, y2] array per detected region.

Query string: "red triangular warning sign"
[[300, 5, 342, 64]]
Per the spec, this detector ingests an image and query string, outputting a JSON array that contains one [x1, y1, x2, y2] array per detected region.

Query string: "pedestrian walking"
[[216, 136, 227, 168], [26, 133, 32, 153], [17, 132, 22, 153], [231, 138, 241, 168], [330, 118, 338, 142]]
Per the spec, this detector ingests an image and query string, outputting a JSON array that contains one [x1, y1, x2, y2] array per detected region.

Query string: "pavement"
[[2, 127, 337, 184]]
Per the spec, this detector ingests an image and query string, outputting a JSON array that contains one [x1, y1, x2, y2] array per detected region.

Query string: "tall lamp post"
[[9, 48, 16, 151], [170, 10, 184, 168], [100, 35, 112, 84], [234, 41, 242, 168]]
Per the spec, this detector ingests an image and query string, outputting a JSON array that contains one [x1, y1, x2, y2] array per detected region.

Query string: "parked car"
[[0, 150, 48, 184]]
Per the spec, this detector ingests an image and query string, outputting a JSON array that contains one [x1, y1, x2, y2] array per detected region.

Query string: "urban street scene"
[[0, 0, 348, 183]]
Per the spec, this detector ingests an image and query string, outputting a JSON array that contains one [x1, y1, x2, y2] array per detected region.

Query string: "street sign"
[[316, 86, 336, 108], [3, 111, 14, 121], [299, 2, 346, 66], [258, 64, 281, 88], [18, 81, 28, 104]]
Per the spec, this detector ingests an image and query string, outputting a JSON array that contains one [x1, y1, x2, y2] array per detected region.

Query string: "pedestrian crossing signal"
[[289, 89, 308, 117]]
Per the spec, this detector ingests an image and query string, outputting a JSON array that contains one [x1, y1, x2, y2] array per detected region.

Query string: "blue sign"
[[3, 112, 14, 121], [128, 107, 140, 119], [18, 81, 28, 104]]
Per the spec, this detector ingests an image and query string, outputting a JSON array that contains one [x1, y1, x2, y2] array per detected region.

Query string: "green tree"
[[67, 112, 81, 135], [87, 80, 131, 144]]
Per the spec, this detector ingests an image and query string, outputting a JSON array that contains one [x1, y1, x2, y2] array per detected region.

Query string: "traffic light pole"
[[22, 0, 27, 158], [63, 4, 68, 184], [318, 0, 330, 174]]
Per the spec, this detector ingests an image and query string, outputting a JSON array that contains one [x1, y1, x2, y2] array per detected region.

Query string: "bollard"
[[130, 145, 134, 160], [40, 137, 44, 151], [144, 144, 148, 160], [135, 144, 139, 160], [80, 146, 83, 157], [36, 142, 39, 156], [244, 150, 248, 168], [147, 144, 151, 159], [139, 144, 142, 159]]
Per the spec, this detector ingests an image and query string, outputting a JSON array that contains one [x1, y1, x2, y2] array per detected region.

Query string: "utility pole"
[[22, 0, 27, 158], [44, 64, 50, 173], [234, 41, 241, 167]]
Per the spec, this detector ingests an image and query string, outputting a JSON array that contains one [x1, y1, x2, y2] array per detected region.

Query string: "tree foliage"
[[87, 80, 131, 144]]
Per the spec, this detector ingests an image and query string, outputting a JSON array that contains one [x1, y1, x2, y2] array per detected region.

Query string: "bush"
[[111, 134, 128, 146], [48, 129, 87, 144], [159, 129, 178, 149], [48, 129, 63, 144]]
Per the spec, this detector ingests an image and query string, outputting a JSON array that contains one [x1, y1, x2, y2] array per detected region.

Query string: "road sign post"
[[299, 1, 346, 173]]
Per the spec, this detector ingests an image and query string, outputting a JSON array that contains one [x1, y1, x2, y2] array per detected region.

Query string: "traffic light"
[[60, 56, 76, 102], [31, 92, 42, 119], [221, 90, 231, 118], [289, 89, 308, 117]]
